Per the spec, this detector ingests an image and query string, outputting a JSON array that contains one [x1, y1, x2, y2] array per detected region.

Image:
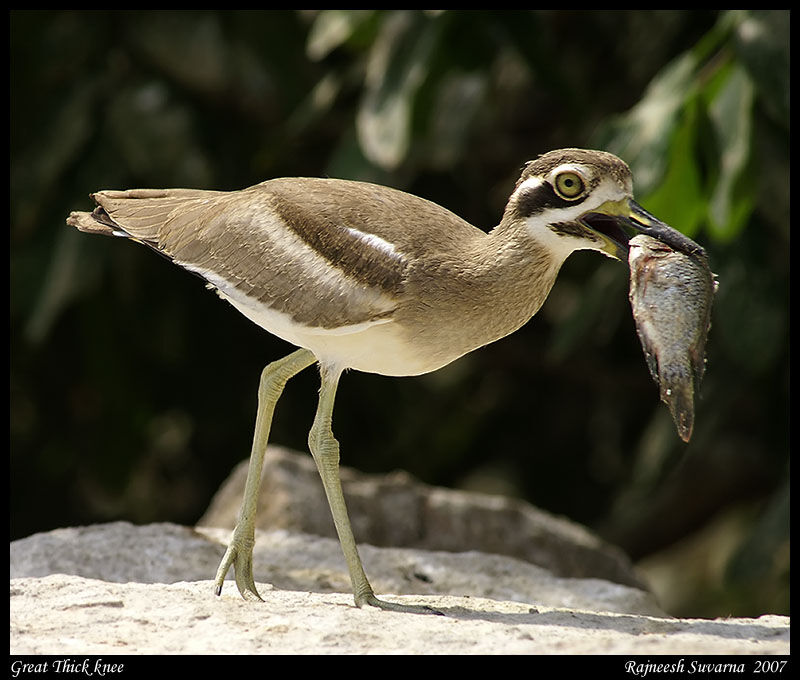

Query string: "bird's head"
[[503, 148, 705, 263]]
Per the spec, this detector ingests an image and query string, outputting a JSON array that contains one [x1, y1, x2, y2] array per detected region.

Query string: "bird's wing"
[[68, 183, 409, 330]]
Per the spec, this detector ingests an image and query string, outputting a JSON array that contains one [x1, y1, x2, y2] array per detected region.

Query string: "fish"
[[628, 234, 717, 442]]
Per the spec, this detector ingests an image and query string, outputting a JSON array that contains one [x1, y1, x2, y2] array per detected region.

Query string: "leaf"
[[706, 64, 755, 240], [597, 50, 699, 195], [732, 10, 789, 127], [638, 98, 705, 238], [306, 10, 376, 61], [426, 72, 487, 169], [356, 11, 441, 170]]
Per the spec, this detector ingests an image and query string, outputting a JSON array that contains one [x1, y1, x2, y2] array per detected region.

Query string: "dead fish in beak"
[[628, 234, 717, 442]]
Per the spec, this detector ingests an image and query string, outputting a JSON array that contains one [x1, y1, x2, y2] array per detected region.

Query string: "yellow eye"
[[554, 171, 585, 199]]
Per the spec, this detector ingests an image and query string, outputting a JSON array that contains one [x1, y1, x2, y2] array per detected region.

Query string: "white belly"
[[220, 290, 447, 377]]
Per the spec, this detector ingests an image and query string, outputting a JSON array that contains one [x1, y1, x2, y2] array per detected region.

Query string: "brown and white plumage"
[[67, 149, 656, 376], [67, 148, 699, 612]]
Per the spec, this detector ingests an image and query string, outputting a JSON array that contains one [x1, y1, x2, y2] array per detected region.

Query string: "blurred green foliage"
[[10, 10, 788, 618]]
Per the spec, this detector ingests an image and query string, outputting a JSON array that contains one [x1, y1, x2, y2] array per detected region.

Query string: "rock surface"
[[198, 446, 645, 588], [10, 522, 790, 655]]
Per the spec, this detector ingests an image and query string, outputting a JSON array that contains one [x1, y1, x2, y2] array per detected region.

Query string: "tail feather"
[[66, 188, 224, 247], [66, 206, 119, 236]]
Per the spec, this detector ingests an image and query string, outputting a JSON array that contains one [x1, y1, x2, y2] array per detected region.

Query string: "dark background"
[[10, 10, 789, 618]]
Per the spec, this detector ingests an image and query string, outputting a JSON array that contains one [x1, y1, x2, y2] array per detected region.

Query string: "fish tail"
[[659, 364, 695, 443]]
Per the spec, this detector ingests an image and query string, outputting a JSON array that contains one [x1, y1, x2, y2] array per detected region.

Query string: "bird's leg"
[[214, 348, 316, 601], [309, 364, 439, 615]]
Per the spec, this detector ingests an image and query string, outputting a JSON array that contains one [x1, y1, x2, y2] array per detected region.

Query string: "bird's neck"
[[408, 220, 564, 364], [478, 220, 565, 330]]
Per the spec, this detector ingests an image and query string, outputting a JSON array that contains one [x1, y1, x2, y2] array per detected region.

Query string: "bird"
[[67, 148, 696, 614]]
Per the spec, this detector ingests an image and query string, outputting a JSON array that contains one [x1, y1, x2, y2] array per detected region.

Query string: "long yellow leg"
[[309, 363, 438, 614], [214, 348, 316, 600]]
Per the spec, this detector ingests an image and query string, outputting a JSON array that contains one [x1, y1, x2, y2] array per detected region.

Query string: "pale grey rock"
[[10, 522, 219, 584], [9, 458, 791, 656], [10, 573, 790, 655], [197, 446, 645, 588], [10, 522, 662, 616]]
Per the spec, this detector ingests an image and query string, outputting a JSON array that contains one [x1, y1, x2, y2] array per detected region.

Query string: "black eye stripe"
[[515, 180, 588, 218], [549, 221, 597, 240]]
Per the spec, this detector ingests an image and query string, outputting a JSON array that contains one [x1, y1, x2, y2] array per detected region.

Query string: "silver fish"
[[628, 234, 717, 442]]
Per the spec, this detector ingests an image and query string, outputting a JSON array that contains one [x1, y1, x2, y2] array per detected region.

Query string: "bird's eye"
[[554, 171, 585, 199]]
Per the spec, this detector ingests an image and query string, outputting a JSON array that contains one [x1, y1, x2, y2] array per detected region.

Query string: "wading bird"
[[67, 148, 698, 614]]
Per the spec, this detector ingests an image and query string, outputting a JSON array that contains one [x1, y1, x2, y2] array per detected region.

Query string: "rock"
[[10, 522, 661, 615], [10, 574, 789, 655], [10, 523, 790, 655], [10, 522, 219, 584], [197, 446, 644, 588]]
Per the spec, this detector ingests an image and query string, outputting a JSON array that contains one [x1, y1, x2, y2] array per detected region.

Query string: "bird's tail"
[[66, 188, 223, 246]]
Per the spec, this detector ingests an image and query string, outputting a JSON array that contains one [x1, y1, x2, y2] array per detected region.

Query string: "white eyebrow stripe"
[[343, 225, 406, 262], [514, 176, 545, 197], [547, 163, 589, 181]]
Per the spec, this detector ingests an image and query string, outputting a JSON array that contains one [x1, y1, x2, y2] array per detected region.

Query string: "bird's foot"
[[356, 592, 443, 616], [213, 528, 262, 602]]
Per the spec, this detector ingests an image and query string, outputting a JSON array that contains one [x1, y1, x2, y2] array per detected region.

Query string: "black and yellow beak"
[[580, 198, 706, 262]]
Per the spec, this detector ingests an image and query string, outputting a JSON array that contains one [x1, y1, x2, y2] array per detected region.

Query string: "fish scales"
[[628, 234, 716, 442]]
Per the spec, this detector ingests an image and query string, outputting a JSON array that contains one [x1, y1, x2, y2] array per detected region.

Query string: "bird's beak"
[[580, 199, 706, 262]]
